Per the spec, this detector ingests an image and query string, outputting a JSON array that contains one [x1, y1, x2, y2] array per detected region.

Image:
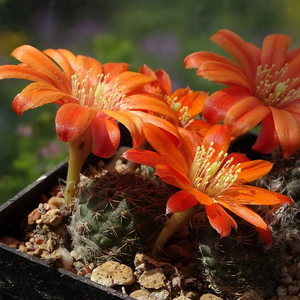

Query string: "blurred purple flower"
[[16, 123, 33, 137], [141, 32, 181, 60]]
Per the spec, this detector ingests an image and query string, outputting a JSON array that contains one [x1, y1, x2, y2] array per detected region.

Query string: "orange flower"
[[167, 87, 211, 139], [0, 45, 179, 202], [123, 123, 292, 244], [185, 29, 300, 156], [0, 45, 178, 158], [139, 64, 211, 139]]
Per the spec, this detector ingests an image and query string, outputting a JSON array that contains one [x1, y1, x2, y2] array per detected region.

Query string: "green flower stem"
[[150, 204, 200, 259], [65, 138, 92, 204]]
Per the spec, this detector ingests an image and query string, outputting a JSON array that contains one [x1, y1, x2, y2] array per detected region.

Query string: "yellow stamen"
[[190, 142, 241, 198], [71, 69, 126, 110], [254, 63, 300, 107], [166, 95, 193, 127]]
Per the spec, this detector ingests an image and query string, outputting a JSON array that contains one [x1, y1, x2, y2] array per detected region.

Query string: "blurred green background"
[[0, 0, 299, 205]]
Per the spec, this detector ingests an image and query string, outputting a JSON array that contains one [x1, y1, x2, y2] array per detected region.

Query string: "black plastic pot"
[[0, 124, 134, 300]]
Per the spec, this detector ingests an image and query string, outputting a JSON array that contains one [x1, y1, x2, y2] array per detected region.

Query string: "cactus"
[[68, 170, 176, 265], [258, 149, 300, 202], [195, 210, 287, 298], [195, 150, 300, 298]]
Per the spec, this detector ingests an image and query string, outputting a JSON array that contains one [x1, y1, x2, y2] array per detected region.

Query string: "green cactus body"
[[258, 149, 300, 202], [197, 214, 283, 298], [68, 170, 176, 265]]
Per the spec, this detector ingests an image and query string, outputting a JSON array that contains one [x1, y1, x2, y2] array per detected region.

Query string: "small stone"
[[91, 261, 135, 287], [81, 265, 92, 276], [41, 209, 63, 226], [173, 296, 190, 300], [26, 246, 36, 252], [280, 296, 299, 300], [295, 270, 300, 280], [35, 238, 45, 245], [287, 265, 298, 278], [149, 289, 170, 300], [200, 293, 223, 300], [27, 208, 42, 225], [41, 250, 51, 259], [279, 276, 294, 286], [129, 290, 156, 300], [277, 286, 288, 298], [48, 196, 67, 209], [18, 245, 28, 252], [287, 285, 300, 295], [237, 290, 263, 300], [31, 248, 44, 258], [0, 236, 20, 248], [138, 268, 166, 289]]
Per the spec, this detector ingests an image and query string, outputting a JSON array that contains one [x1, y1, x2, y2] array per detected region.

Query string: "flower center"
[[71, 69, 126, 110], [166, 96, 193, 127], [254, 63, 300, 108], [189, 142, 241, 199]]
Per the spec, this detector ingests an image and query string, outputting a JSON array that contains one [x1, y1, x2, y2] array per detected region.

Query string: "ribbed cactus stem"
[[69, 171, 176, 264], [150, 204, 200, 258]]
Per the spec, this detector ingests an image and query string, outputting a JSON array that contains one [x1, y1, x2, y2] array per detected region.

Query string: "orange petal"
[[178, 127, 201, 165], [109, 71, 155, 94], [0, 65, 53, 84], [202, 124, 231, 161], [166, 190, 199, 214], [252, 113, 279, 154], [223, 153, 249, 167], [286, 47, 300, 62], [129, 111, 180, 145], [261, 34, 291, 70], [237, 160, 273, 183], [12, 82, 75, 115], [203, 87, 252, 124], [269, 107, 300, 157], [43, 49, 76, 84], [198, 61, 251, 91], [55, 103, 97, 142], [222, 186, 293, 206], [11, 45, 68, 91], [217, 200, 269, 230], [184, 51, 241, 70], [210, 29, 259, 82], [102, 110, 145, 147], [255, 227, 272, 245], [76, 55, 103, 85], [155, 68, 172, 95], [122, 149, 165, 168], [91, 117, 120, 158], [177, 90, 208, 118], [205, 203, 237, 237], [155, 164, 192, 190], [218, 198, 274, 244], [186, 119, 212, 140], [123, 93, 178, 122], [141, 123, 189, 175], [102, 62, 130, 78], [223, 96, 270, 136], [188, 188, 214, 206]]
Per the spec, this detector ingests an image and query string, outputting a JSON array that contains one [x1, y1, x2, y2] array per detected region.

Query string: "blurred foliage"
[[0, 0, 298, 204]]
